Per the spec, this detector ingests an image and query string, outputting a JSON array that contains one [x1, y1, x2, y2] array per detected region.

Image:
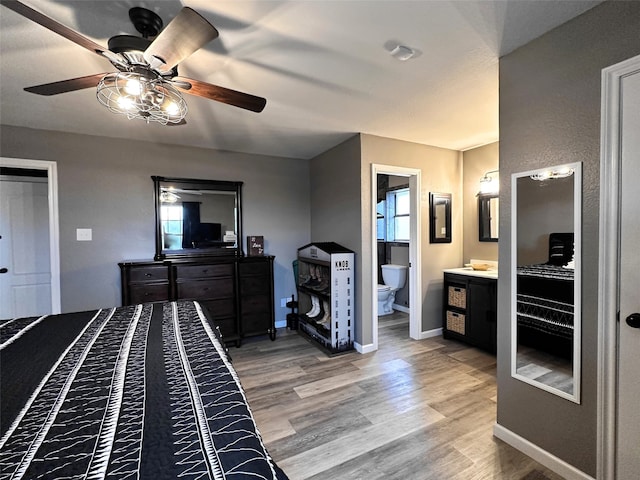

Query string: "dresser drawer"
[[239, 261, 269, 276], [201, 297, 236, 318], [128, 265, 169, 283], [240, 293, 271, 314], [177, 278, 234, 300], [175, 263, 234, 280], [240, 275, 270, 295], [128, 283, 170, 304]]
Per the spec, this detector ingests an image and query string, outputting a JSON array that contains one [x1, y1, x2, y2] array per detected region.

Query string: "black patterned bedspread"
[[517, 264, 574, 340], [0, 300, 288, 480]]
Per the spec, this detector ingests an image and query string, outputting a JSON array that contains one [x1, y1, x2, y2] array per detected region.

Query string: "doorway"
[[371, 164, 422, 350], [598, 53, 640, 479], [0, 158, 60, 319]]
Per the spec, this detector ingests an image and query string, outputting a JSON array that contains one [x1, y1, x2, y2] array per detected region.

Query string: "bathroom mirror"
[[478, 194, 499, 241], [511, 162, 581, 403], [153, 176, 243, 260], [429, 192, 451, 243]]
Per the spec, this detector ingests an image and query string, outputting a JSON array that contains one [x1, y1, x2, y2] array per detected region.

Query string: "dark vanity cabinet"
[[120, 256, 275, 346], [443, 272, 497, 353]]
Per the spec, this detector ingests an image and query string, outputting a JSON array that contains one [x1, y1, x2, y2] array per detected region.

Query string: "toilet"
[[377, 264, 408, 315]]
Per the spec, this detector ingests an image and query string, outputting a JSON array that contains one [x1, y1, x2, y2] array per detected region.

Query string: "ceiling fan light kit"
[[1, 0, 267, 125], [96, 71, 188, 125]]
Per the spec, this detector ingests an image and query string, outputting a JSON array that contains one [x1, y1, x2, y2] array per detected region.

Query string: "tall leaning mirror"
[[511, 162, 581, 403], [153, 176, 243, 260]]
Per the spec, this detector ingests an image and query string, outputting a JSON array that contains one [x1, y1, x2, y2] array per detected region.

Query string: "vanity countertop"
[[443, 267, 498, 279]]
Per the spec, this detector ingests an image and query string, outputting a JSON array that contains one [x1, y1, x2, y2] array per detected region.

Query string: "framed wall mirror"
[[478, 194, 499, 241], [429, 192, 451, 243], [152, 176, 243, 260], [511, 162, 581, 403]]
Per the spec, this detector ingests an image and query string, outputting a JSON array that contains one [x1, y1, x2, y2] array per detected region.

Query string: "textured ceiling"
[[0, 0, 602, 159]]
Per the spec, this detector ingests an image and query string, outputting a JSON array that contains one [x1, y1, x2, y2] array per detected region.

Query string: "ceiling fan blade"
[[24, 73, 108, 96], [143, 7, 218, 73], [1, 0, 106, 56], [172, 77, 266, 113]]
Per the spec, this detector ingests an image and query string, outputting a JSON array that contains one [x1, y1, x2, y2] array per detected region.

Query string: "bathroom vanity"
[[442, 266, 498, 353]]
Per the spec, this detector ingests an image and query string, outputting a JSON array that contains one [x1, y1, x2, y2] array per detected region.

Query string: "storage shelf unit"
[[443, 272, 497, 353], [296, 242, 354, 354]]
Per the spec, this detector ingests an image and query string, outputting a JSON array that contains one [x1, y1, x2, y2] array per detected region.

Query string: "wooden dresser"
[[119, 256, 275, 346]]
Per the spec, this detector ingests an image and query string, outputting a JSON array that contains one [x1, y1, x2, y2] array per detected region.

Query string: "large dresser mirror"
[[153, 176, 243, 260], [511, 162, 581, 403]]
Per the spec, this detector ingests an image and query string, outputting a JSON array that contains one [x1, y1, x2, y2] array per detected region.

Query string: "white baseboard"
[[355, 342, 376, 354], [275, 320, 287, 328], [493, 423, 595, 480], [392, 304, 410, 314], [418, 327, 442, 340]]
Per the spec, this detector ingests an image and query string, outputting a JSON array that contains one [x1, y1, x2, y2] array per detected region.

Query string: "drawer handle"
[[202, 269, 208, 274], [145, 273, 153, 277]]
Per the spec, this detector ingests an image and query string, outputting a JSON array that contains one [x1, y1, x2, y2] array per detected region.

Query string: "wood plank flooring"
[[231, 313, 566, 480]]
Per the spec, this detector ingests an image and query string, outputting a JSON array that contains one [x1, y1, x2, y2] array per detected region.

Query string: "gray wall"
[[360, 134, 462, 343], [309, 135, 363, 338], [462, 142, 499, 263], [310, 134, 462, 347], [0, 125, 310, 324], [497, 1, 640, 475]]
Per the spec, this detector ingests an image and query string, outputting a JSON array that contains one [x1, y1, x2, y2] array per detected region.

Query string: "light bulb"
[[124, 79, 142, 95], [117, 96, 136, 111], [163, 100, 180, 116]]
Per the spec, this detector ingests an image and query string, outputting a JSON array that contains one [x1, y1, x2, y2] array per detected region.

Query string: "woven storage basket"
[[448, 286, 466, 309], [446, 311, 465, 335]]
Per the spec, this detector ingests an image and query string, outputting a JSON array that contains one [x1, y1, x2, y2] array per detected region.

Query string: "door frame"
[[597, 53, 640, 480], [371, 164, 422, 350], [0, 157, 61, 315]]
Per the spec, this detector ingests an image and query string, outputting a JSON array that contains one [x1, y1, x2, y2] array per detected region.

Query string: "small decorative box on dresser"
[[442, 267, 498, 353], [119, 255, 275, 346]]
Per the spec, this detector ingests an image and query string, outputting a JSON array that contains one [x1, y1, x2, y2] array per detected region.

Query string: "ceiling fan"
[[1, 0, 267, 125]]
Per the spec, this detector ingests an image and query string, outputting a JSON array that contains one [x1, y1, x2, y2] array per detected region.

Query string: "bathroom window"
[[376, 201, 386, 240], [386, 188, 410, 241]]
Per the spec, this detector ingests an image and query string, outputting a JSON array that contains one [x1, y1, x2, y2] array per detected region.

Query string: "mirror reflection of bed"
[[516, 233, 575, 394], [512, 163, 581, 402]]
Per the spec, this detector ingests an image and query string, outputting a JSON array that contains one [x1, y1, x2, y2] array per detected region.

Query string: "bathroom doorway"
[[371, 164, 422, 349]]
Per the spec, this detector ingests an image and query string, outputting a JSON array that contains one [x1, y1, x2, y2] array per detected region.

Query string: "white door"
[[617, 64, 640, 479], [0, 175, 51, 319]]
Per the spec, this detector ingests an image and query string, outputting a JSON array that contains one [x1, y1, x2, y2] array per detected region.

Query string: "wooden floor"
[[231, 313, 566, 480]]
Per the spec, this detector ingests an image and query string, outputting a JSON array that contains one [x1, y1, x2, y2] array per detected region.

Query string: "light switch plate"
[[77, 228, 92, 241]]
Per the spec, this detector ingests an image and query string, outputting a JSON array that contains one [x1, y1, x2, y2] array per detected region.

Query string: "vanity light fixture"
[[478, 169, 499, 194], [529, 167, 575, 181], [96, 71, 188, 125]]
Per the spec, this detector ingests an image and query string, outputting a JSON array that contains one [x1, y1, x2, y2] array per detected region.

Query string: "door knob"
[[626, 313, 640, 328], [0, 268, 8, 274]]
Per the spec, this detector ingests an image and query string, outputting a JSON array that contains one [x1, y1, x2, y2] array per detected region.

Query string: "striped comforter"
[[0, 301, 288, 480]]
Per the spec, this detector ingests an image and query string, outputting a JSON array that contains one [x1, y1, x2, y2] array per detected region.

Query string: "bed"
[[0, 300, 288, 480], [516, 233, 575, 358]]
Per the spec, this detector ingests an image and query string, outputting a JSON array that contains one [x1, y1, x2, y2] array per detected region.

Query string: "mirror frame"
[[429, 192, 452, 243], [478, 194, 499, 242], [152, 176, 243, 260], [510, 162, 581, 403]]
